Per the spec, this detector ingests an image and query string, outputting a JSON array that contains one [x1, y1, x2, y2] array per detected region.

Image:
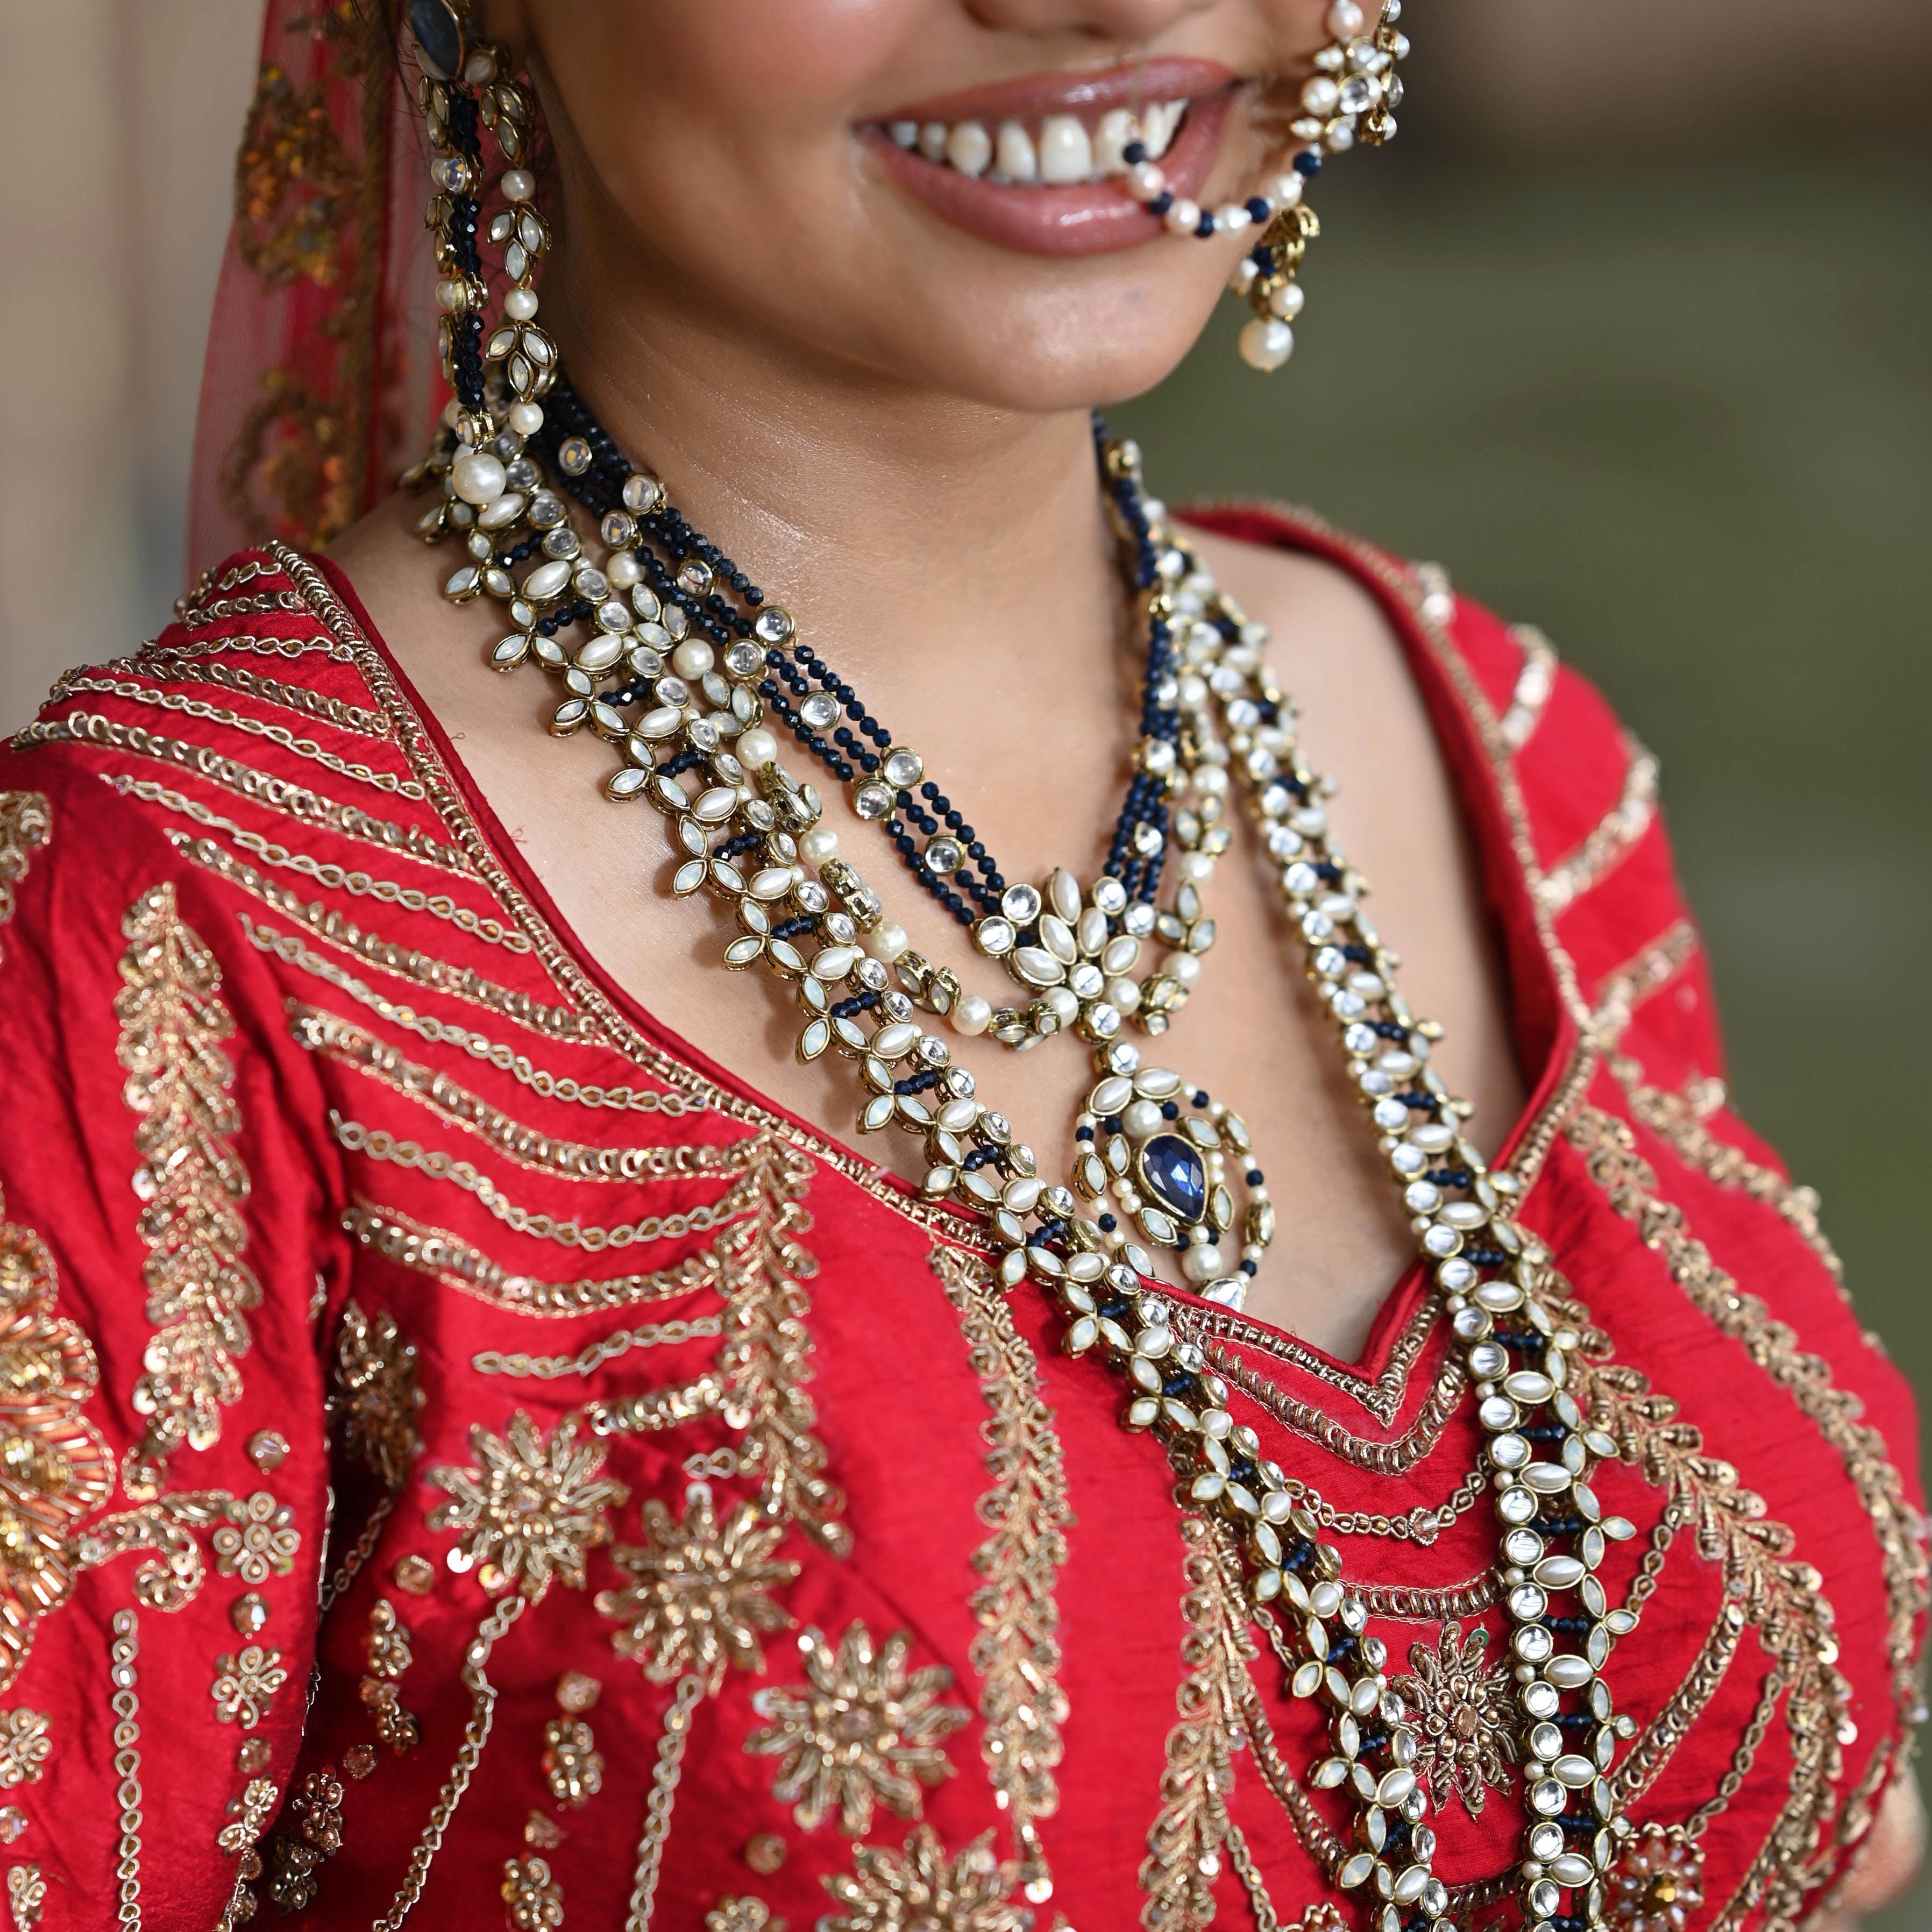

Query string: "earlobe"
[[478, 0, 534, 67]]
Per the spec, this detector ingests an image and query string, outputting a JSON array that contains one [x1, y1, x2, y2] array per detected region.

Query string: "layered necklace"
[[404, 13, 1635, 1931]]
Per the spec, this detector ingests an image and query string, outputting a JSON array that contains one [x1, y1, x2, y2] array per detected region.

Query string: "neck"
[[540, 211, 1135, 877]]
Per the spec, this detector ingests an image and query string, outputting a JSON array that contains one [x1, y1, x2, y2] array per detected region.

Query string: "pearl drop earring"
[[1120, 0, 1410, 372]]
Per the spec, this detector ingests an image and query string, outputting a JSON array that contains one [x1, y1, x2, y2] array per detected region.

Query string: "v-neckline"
[[298, 505, 1580, 1400]]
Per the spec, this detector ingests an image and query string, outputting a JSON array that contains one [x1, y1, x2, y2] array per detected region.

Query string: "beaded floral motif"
[[264, 1766, 345, 1913], [0, 1195, 113, 1694], [820, 1827, 1025, 1932], [0, 793, 50, 967], [427, 1410, 626, 1601], [1388, 1623, 1517, 1816], [595, 1484, 797, 1689], [212, 1491, 301, 1584], [541, 1715, 603, 1808], [501, 1855, 565, 1929], [747, 1623, 970, 1837], [5, 1862, 44, 1930], [1603, 1823, 1704, 1931], [331, 1301, 424, 1489], [115, 882, 262, 1484], [0, 1714, 48, 1790], [210, 1645, 288, 1728], [707, 1901, 783, 1932]]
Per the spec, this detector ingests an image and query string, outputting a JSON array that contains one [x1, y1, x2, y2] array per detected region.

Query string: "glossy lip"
[[863, 60, 1245, 259]]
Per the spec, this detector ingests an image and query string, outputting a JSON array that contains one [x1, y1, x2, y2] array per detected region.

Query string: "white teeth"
[[1093, 107, 1135, 175], [995, 119, 1038, 183], [889, 101, 1188, 186], [944, 120, 992, 177], [1038, 114, 1093, 184]]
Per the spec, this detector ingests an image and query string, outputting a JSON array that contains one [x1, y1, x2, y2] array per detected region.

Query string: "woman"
[[0, 0, 1920, 1926]]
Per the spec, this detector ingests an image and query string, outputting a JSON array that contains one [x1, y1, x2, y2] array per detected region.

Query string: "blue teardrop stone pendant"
[[409, 0, 464, 80], [1139, 1133, 1209, 1226]]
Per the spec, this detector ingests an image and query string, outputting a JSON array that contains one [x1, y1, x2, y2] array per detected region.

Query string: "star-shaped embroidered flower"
[[427, 1411, 626, 1601]]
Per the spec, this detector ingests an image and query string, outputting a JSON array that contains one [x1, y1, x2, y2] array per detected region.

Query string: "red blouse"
[[0, 509, 1918, 1932]]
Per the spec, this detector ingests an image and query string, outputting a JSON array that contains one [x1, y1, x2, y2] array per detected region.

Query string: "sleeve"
[[0, 759, 337, 1929]]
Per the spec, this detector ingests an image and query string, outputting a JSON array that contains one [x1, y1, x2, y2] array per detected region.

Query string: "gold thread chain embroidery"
[[1589, 919, 1699, 1045], [329, 1110, 754, 1251], [109, 1609, 143, 1929], [0, 793, 51, 964], [1533, 741, 1660, 917], [48, 675, 424, 798], [472, 1312, 725, 1379], [143, 628, 358, 665], [115, 883, 262, 1486], [1497, 624, 1558, 752], [239, 912, 691, 1111], [117, 654, 390, 736], [623, 1674, 705, 1932]]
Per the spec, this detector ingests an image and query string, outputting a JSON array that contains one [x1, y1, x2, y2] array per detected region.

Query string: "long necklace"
[[407, 22, 1636, 1931]]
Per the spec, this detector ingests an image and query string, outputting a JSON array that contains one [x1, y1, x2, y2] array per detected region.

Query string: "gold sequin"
[[0, 794, 50, 967]]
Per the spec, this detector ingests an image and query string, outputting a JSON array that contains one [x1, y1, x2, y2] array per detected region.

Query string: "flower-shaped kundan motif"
[[541, 1716, 603, 1808], [211, 1645, 289, 1728], [0, 1202, 115, 1694], [213, 1490, 302, 1584], [747, 1623, 969, 1838], [1606, 1823, 1706, 1932], [427, 1411, 626, 1602], [1389, 1622, 1518, 1817], [819, 1827, 1025, 1932], [501, 1855, 565, 1930], [331, 1301, 424, 1490], [595, 1487, 798, 1690], [0, 1710, 49, 1788]]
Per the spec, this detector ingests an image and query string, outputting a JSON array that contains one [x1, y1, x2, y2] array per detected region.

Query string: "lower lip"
[[863, 88, 1239, 259]]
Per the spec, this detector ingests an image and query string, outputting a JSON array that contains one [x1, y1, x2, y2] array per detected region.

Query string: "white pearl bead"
[[951, 993, 992, 1036], [1239, 317, 1295, 371], [1217, 203, 1251, 232], [671, 638, 715, 680], [504, 286, 539, 321], [450, 450, 507, 506], [606, 550, 641, 588], [1327, 0, 1366, 37], [1123, 1099, 1164, 1139], [1302, 76, 1341, 116], [1270, 173, 1305, 209], [1182, 1244, 1226, 1284], [507, 401, 544, 437], [1043, 985, 1079, 1022], [873, 922, 910, 962], [1163, 197, 1202, 235], [1107, 976, 1142, 1014], [800, 826, 840, 865], [1126, 161, 1166, 198], [502, 168, 536, 203], [734, 727, 777, 770], [1268, 281, 1306, 319], [1163, 951, 1203, 986]]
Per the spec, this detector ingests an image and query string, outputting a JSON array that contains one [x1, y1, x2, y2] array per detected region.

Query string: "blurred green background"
[[1122, 145, 1931, 1925]]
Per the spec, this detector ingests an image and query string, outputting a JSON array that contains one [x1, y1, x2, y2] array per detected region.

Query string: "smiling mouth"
[[878, 99, 1193, 189]]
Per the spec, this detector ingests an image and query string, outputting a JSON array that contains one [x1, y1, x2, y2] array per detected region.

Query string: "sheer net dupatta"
[[188, 0, 445, 569]]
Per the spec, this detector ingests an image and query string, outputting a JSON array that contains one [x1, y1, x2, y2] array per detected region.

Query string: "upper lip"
[[870, 56, 1240, 131]]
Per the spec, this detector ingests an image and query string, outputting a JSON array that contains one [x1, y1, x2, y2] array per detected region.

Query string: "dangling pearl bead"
[[507, 401, 544, 437], [1268, 281, 1306, 319], [872, 922, 909, 962], [800, 826, 840, 865], [606, 550, 641, 588], [951, 993, 992, 1036], [1239, 317, 1295, 371], [502, 168, 536, 203], [1182, 1242, 1227, 1284], [671, 638, 715, 680], [450, 449, 507, 505], [734, 727, 777, 770], [504, 287, 539, 321]]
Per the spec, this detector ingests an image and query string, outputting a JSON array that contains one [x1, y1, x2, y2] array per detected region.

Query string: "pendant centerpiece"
[[1138, 1133, 1208, 1223]]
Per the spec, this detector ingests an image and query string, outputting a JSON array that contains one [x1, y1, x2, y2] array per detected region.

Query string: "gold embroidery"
[[820, 1826, 1025, 1932], [0, 1714, 48, 1789], [299, 1007, 737, 1181], [746, 1622, 969, 1836], [1497, 623, 1558, 751], [426, 1411, 627, 1601], [342, 1196, 731, 1315], [1590, 919, 1699, 1045], [144, 627, 357, 666], [1569, 1104, 1926, 1723], [1533, 740, 1660, 917], [1604, 1823, 1706, 1932], [500, 1853, 565, 1929], [0, 794, 49, 965], [330, 1301, 424, 1490], [22, 714, 470, 872], [242, 913, 686, 1110], [48, 676, 423, 799], [929, 1244, 1070, 1891], [0, 1192, 113, 1693], [118, 656, 390, 737], [708, 1902, 782, 1932], [264, 1765, 346, 1914], [115, 882, 261, 1483], [212, 1491, 301, 1583], [471, 1311, 726, 1380], [6, 1861, 44, 1929], [1609, 1057, 1848, 1293], [541, 1716, 603, 1808], [1611, 1600, 1746, 1811], [210, 1645, 288, 1728], [75, 1491, 229, 1610], [1388, 1623, 1517, 1816]]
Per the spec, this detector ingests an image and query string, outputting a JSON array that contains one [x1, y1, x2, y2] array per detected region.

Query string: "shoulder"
[[1184, 501, 1714, 1082]]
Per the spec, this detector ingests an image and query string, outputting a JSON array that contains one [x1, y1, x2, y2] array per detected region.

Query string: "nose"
[[963, 0, 1222, 40]]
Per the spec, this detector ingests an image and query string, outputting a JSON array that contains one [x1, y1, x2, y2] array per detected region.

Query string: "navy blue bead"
[[1245, 196, 1271, 223], [1148, 191, 1174, 216], [1194, 210, 1217, 238], [1122, 140, 1148, 164], [1294, 150, 1322, 176]]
